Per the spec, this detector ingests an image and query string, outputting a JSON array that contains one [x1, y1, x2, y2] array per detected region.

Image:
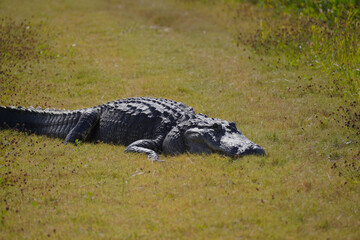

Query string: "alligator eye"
[[212, 123, 221, 130]]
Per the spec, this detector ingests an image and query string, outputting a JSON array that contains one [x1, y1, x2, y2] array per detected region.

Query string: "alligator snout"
[[238, 144, 265, 156], [213, 142, 265, 157], [210, 131, 265, 157]]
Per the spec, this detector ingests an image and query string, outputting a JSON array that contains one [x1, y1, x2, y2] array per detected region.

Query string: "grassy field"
[[1, 0, 359, 239]]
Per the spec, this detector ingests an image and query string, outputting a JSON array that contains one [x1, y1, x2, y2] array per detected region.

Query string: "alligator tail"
[[0, 105, 83, 139]]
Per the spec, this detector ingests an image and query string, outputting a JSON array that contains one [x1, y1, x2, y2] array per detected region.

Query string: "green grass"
[[235, 0, 360, 140], [0, 0, 359, 239]]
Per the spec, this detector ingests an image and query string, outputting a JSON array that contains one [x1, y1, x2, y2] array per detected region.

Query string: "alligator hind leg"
[[125, 138, 164, 162], [64, 109, 100, 144]]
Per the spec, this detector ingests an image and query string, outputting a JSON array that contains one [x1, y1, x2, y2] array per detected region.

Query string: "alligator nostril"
[[253, 145, 266, 155]]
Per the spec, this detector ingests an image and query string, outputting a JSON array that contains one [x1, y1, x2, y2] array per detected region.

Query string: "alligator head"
[[162, 115, 265, 157]]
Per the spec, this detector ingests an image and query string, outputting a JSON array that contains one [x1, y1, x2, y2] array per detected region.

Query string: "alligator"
[[0, 97, 265, 161]]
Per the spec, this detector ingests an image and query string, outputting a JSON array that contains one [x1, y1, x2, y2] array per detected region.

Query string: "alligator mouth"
[[237, 144, 266, 156], [184, 128, 265, 158], [207, 141, 265, 158]]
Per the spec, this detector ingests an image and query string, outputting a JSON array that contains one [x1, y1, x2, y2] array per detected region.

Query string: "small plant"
[[75, 139, 83, 146]]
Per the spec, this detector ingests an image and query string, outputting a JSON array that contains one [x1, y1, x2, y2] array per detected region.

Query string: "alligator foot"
[[148, 152, 164, 162], [124, 139, 164, 162], [64, 109, 100, 144], [125, 146, 163, 162]]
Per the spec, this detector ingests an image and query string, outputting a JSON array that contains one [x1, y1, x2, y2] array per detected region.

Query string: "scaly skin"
[[0, 97, 265, 161]]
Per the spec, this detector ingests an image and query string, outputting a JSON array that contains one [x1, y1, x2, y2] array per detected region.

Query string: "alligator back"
[[93, 97, 196, 145]]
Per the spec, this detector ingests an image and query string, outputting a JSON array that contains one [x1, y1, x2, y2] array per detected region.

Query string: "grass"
[[235, 0, 360, 139], [0, 0, 359, 239], [233, 0, 360, 186]]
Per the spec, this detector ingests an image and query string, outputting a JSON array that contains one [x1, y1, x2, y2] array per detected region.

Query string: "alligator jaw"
[[207, 140, 265, 158], [183, 127, 265, 158], [208, 132, 266, 158], [234, 144, 265, 157]]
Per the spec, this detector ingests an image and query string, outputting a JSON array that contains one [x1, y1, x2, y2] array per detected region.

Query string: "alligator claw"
[[148, 153, 164, 162]]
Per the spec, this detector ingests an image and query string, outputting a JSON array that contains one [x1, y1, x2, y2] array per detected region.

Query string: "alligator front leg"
[[125, 138, 164, 162], [64, 109, 100, 144]]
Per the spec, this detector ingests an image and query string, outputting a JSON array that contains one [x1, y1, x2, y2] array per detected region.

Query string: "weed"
[[75, 139, 83, 146]]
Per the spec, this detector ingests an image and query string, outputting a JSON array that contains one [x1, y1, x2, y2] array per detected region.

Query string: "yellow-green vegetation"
[[236, 0, 360, 138], [0, 0, 359, 239]]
